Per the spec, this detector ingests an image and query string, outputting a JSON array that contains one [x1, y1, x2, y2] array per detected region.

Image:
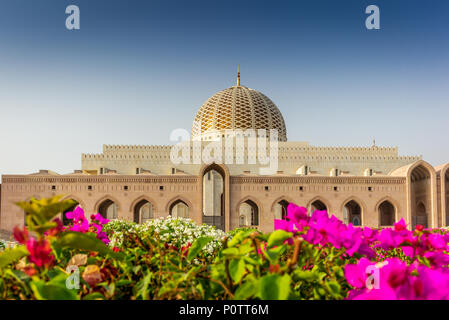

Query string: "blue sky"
[[0, 0, 448, 175]]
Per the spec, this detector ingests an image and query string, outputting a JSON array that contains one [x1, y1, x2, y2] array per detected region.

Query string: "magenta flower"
[[26, 237, 55, 268], [64, 206, 110, 244]]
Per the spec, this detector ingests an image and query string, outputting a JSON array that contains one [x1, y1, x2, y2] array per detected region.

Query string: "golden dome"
[[192, 75, 287, 141]]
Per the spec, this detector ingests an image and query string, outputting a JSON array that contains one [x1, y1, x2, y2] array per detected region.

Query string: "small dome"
[[192, 73, 287, 141]]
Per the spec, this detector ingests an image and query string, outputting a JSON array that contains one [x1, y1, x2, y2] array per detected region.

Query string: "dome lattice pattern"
[[192, 85, 287, 141]]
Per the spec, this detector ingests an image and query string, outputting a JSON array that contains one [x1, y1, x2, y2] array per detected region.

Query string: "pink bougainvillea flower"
[[26, 237, 54, 268], [92, 213, 110, 225], [69, 216, 90, 233], [394, 218, 407, 231], [286, 203, 308, 223], [65, 206, 85, 222], [344, 257, 373, 289]]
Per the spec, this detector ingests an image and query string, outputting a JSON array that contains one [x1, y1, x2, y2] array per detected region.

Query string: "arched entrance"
[[445, 170, 449, 226], [170, 199, 189, 218], [344, 200, 362, 226], [310, 200, 327, 213], [202, 165, 226, 231], [410, 164, 432, 229], [133, 200, 154, 224], [98, 199, 118, 220], [62, 200, 79, 226], [274, 200, 289, 220], [379, 201, 395, 226], [239, 200, 259, 227]]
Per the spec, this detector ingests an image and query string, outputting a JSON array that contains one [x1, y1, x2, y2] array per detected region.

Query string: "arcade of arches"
[[3, 160, 449, 234]]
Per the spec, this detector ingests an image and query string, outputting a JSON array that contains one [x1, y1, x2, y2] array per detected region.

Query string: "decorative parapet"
[[231, 176, 406, 185], [1, 175, 199, 184], [82, 144, 421, 162]]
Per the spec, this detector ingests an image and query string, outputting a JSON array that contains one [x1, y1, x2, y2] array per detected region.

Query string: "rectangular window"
[[264, 186, 269, 191], [124, 186, 129, 191], [159, 186, 164, 191], [299, 186, 304, 191], [51, 185, 56, 190], [334, 186, 338, 191], [88, 185, 92, 190]]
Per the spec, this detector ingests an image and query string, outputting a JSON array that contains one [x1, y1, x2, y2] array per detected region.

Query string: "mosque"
[[1, 71, 448, 236]]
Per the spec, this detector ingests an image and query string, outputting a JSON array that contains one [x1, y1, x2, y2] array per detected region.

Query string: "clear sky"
[[0, 0, 448, 176]]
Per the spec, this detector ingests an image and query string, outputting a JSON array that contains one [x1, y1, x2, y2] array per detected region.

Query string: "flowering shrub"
[[103, 217, 227, 258], [273, 202, 449, 299], [1, 196, 449, 300], [64, 207, 110, 245]]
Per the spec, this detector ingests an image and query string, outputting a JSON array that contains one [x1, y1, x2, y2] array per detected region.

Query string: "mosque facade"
[[1, 72, 448, 235]]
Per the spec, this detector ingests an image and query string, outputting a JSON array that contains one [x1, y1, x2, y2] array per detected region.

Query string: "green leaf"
[[228, 230, 255, 247], [30, 280, 79, 300], [221, 247, 239, 256], [229, 259, 245, 283], [83, 292, 105, 300], [278, 274, 291, 300], [17, 196, 76, 225], [187, 236, 213, 261], [265, 245, 287, 262], [0, 245, 29, 268], [234, 280, 259, 300], [136, 272, 153, 300], [294, 270, 318, 281], [259, 274, 291, 300], [267, 230, 292, 249], [53, 232, 124, 260]]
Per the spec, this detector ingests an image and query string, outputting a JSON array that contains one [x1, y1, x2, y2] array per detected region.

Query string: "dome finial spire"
[[237, 65, 240, 86]]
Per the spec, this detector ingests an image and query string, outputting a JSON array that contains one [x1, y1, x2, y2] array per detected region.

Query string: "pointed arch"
[[130, 195, 157, 223], [270, 196, 295, 213], [129, 195, 158, 213], [235, 196, 264, 215], [236, 196, 260, 227], [60, 195, 85, 226], [307, 196, 331, 214], [437, 163, 449, 227], [341, 196, 367, 226], [405, 160, 437, 228], [199, 163, 230, 231], [94, 195, 121, 213], [198, 162, 230, 179], [271, 196, 293, 220], [94, 195, 120, 220], [165, 196, 193, 214], [61, 195, 86, 209], [375, 197, 399, 227]]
